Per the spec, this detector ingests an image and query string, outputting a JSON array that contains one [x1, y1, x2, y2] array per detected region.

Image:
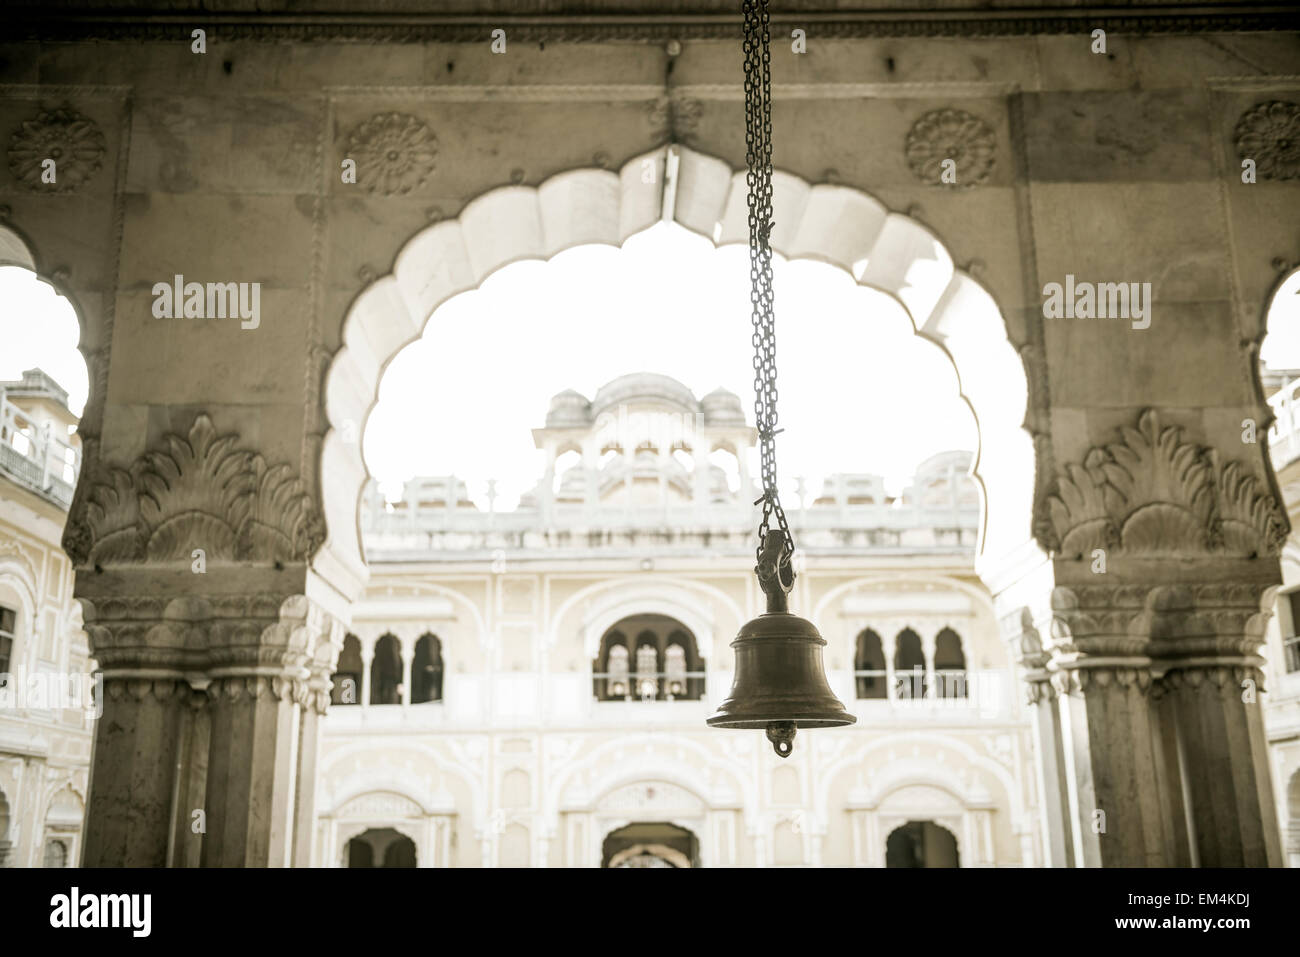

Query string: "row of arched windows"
[[331, 633, 444, 706], [854, 627, 967, 700]]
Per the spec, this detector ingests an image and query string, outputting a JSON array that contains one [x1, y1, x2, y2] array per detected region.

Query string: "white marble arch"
[[0, 222, 37, 271], [545, 734, 750, 824], [817, 730, 1026, 835], [572, 580, 717, 660], [322, 145, 1036, 595]]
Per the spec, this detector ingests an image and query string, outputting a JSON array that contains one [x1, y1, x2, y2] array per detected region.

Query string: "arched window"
[[665, 644, 687, 698], [886, 821, 959, 868], [0, 604, 15, 675], [894, 628, 926, 699], [595, 631, 630, 700], [854, 629, 887, 699], [43, 839, 68, 868], [331, 634, 364, 706], [934, 627, 967, 698], [605, 642, 630, 698], [636, 638, 659, 699], [593, 616, 704, 701], [370, 634, 403, 705], [412, 633, 443, 703]]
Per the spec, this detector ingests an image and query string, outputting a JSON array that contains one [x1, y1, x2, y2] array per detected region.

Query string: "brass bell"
[[708, 532, 855, 757]]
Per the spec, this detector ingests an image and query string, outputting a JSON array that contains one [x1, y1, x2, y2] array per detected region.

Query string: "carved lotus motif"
[[8, 106, 106, 193], [1041, 409, 1289, 559], [64, 414, 324, 568], [904, 108, 995, 186], [1234, 100, 1300, 181], [344, 111, 438, 195]]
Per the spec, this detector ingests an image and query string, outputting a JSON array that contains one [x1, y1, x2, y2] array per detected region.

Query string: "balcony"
[[320, 667, 1017, 732], [851, 668, 1016, 722], [0, 393, 79, 509]]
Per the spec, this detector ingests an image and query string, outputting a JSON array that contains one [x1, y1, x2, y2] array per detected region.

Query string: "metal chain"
[[742, 0, 794, 570]]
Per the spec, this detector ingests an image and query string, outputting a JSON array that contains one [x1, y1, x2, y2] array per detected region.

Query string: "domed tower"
[[528, 375, 757, 516]]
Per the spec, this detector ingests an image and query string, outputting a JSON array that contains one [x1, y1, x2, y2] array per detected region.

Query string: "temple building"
[[317, 374, 1029, 866], [3, 1, 1299, 870]]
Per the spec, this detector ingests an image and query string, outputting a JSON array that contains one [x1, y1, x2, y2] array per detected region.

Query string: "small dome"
[[700, 387, 746, 425], [546, 389, 592, 428]]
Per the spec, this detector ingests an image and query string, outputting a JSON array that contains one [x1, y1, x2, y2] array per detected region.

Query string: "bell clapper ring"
[[766, 720, 797, 758]]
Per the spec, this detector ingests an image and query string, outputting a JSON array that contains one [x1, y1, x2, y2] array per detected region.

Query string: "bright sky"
[[6, 226, 1299, 512], [0, 265, 89, 415], [364, 222, 973, 509]]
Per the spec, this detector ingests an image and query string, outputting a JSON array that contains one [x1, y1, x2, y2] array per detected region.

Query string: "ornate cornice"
[[1048, 578, 1276, 667], [81, 590, 341, 664], [1038, 409, 1289, 560], [8, 7, 1300, 43], [63, 414, 325, 568]]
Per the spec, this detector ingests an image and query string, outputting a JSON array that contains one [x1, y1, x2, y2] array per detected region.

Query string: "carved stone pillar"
[[78, 595, 204, 868], [65, 413, 350, 868], [1028, 408, 1289, 868], [1048, 584, 1175, 867], [1149, 582, 1283, 867], [201, 594, 341, 868], [293, 657, 339, 867], [1002, 606, 1073, 867]]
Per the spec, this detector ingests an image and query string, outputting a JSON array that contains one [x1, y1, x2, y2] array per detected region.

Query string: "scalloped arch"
[[322, 145, 1035, 587]]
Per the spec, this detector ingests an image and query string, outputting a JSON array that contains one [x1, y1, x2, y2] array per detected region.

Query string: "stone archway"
[[321, 144, 1035, 589]]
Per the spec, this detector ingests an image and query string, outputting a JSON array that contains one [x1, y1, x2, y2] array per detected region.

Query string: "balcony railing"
[[0, 395, 79, 508], [593, 671, 706, 701]]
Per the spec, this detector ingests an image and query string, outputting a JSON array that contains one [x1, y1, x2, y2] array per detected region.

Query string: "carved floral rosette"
[[343, 111, 438, 195], [63, 415, 325, 568], [904, 108, 996, 187], [1234, 100, 1300, 182], [1039, 409, 1288, 560], [7, 106, 106, 193]]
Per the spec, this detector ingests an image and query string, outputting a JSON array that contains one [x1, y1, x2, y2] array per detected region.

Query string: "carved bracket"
[[1038, 409, 1288, 559], [63, 414, 325, 568]]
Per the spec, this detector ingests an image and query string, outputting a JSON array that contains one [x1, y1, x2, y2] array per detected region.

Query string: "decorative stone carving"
[[1041, 409, 1288, 558], [343, 111, 438, 195], [7, 106, 106, 193], [648, 94, 703, 143], [63, 414, 324, 567], [1234, 101, 1300, 182], [337, 792, 425, 819], [904, 108, 995, 187]]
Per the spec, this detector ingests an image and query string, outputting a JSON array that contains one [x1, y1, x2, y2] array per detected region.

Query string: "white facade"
[[318, 374, 1038, 867], [0, 369, 90, 868]]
